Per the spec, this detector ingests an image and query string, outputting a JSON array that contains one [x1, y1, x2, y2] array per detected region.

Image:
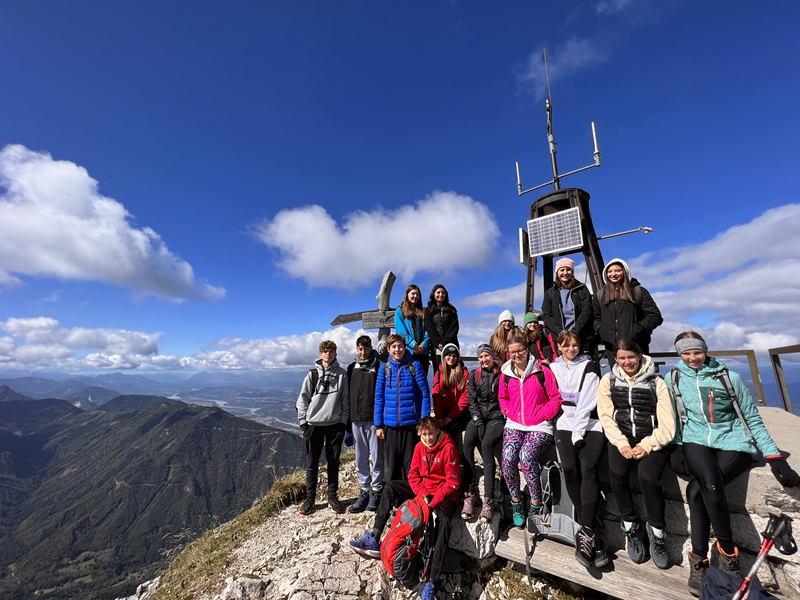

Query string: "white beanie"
[[498, 309, 515, 325], [603, 258, 632, 284]]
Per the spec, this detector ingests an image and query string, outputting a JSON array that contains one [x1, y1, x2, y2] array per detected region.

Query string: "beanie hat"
[[555, 257, 575, 274], [524, 312, 540, 326], [603, 258, 632, 284], [498, 309, 515, 326], [476, 344, 499, 363], [441, 343, 460, 360]]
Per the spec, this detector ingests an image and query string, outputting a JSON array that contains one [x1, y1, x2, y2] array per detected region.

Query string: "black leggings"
[[608, 445, 669, 530], [683, 443, 753, 557], [303, 422, 346, 498], [384, 424, 419, 483], [463, 419, 504, 499], [555, 430, 606, 528]]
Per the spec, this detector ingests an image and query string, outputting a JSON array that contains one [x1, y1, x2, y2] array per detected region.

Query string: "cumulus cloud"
[[460, 283, 528, 311], [0, 144, 225, 302], [254, 191, 501, 290], [517, 38, 609, 101]]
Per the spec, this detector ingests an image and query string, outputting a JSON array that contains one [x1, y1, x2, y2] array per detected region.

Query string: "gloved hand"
[[669, 444, 690, 476], [768, 457, 800, 488], [573, 438, 586, 451], [301, 423, 309, 435], [344, 432, 354, 447]]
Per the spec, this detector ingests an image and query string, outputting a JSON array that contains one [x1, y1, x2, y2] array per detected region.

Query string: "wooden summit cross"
[[330, 271, 396, 356]]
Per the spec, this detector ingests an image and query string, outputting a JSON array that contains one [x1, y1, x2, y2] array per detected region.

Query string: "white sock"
[[623, 520, 634, 531], [651, 526, 664, 538]]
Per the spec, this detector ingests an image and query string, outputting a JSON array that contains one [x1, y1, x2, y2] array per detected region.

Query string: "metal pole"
[[543, 50, 560, 191], [770, 353, 794, 414]]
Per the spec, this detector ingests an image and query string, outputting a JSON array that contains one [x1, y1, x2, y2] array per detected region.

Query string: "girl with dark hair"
[[424, 284, 459, 371], [461, 344, 506, 523], [541, 257, 595, 355], [394, 284, 431, 375], [522, 312, 557, 364], [597, 340, 675, 570], [549, 331, 607, 569], [500, 334, 562, 529], [667, 331, 800, 596], [592, 258, 663, 355], [490, 310, 523, 361]]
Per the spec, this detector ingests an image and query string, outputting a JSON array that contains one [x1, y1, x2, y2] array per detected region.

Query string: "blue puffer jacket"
[[394, 307, 430, 356], [666, 357, 781, 457], [374, 350, 431, 428]]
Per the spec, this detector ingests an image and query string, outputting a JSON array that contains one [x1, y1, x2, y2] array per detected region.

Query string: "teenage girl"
[[549, 331, 607, 569], [667, 331, 800, 596], [523, 312, 557, 364], [461, 344, 506, 524], [499, 334, 562, 529], [431, 343, 470, 445], [424, 284, 459, 372], [394, 284, 430, 374], [490, 309, 523, 361]]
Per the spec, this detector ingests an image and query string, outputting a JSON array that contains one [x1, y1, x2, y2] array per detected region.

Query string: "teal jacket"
[[394, 307, 430, 356], [666, 357, 780, 457]]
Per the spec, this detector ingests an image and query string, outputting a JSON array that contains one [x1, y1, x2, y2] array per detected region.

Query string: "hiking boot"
[[511, 498, 526, 529], [687, 551, 709, 597], [479, 497, 493, 524], [715, 542, 740, 578], [461, 493, 477, 520], [621, 519, 647, 564], [299, 496, 315, 515], [349, 530, 380, 558], [646, 523, 669, 569], [328, 496, 346, 514], [593, 535, 609, 569], [348, 489, 370, 514], [367, 488, 382, 512], [574, 526, 596, 569], [421, 582, 436, 600]]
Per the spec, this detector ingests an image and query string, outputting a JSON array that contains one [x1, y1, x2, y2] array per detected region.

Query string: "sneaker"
[[593, 536, 610, 569], [715, 542, 740, 578], [646, 523, 669, 569], [574, 526, 596, 569], [461, 493, 477, 520], [421, 582, 436, 600], [687, 551, 709, 597], [479, 498, 493, 524], [511, 498, 526, 529], [367, 488, 382, 512], [621, 519, 646, 564], [328, 496, 346, 514], [299, 496, 315, 515], [348, 489, 370, 514], [349, 530, 380, 558]]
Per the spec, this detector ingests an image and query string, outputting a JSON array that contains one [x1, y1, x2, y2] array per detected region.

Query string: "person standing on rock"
[[461, 344, 506, 524], [592, 258, 663, 356], [346, 335, 384, 514], [597, 339, 675, 570], [424, 284, 459, 372], [499, 334, 562, 529], [350, 416, 461, 600], [541, 257, 595, 357], [489, 310, 522, 362], [374, 333, 431, 482], [394, 284, 431, 376], [666, 331, 800, 596], [296, 340, 350, 516], [548, 331, 608, 570]]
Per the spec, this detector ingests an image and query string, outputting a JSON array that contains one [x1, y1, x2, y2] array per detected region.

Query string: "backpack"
[[670, 368, 754, 441], [384, 360, 417, 383], [700, 566, 778, 600], [308, 368, 319, 392], [379, 496, 431, 589], [499, 368, 547, 397], [527, 460, 580, 546]]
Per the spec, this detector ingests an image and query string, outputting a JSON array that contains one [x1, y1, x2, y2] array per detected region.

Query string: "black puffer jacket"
[[592, 279, 663, 354], [467, 367, 505, 424], [541, 282, 595, 353], [424, 306, 459, 350], [347, 351, 380, 421]]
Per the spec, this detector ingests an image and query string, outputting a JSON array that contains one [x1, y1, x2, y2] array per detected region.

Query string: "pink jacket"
[[499, 358, 562, 427]]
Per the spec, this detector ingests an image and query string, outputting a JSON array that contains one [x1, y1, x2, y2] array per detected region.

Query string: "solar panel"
[[527, 207, 584, 257]]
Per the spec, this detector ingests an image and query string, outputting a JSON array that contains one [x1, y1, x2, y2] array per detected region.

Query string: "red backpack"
[[379, 496, 431, 588]]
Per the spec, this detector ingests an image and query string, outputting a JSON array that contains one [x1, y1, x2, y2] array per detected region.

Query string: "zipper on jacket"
[[519, 371, 526, 426], [696, 373, 712, 446], [628, 384, 636, 438], [708, 389, 714, 424]]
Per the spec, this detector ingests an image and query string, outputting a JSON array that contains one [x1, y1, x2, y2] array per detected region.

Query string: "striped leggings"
[[501, 428, 554, 501]]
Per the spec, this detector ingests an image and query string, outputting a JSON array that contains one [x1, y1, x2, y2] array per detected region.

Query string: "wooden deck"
[[495, 527, 695, 600]]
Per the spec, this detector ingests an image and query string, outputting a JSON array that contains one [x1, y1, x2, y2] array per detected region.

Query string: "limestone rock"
[[212, 576, 267, 600]]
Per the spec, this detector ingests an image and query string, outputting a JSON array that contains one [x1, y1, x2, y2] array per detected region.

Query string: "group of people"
[[295, 259, 799, 598]]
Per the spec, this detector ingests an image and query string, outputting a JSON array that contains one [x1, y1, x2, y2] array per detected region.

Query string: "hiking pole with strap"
[[731, 514, 796, 600]]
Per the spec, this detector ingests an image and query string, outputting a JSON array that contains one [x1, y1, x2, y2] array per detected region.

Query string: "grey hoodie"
[[296, 358, 350, 427]]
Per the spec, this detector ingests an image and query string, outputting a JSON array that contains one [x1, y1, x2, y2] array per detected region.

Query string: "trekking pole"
[[731, 514, 795, 600]]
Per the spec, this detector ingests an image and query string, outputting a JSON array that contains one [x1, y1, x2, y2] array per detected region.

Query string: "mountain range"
[[0, 398, 305, 600]]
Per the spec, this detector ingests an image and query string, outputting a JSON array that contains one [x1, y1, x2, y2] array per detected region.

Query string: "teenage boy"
[[347, 335, 384, 513], [296, 340, 349, 515], [374, 333, 431, 482], [350, 416, 461, 600]]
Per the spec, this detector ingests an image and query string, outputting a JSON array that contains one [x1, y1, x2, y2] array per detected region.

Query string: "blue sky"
[[1, 0, 799, 376]]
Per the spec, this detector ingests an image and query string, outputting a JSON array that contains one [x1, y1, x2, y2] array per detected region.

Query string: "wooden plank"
[[495, 528, 694, 600], [362, 310, 395, 329], [331, 311, 368, 326]]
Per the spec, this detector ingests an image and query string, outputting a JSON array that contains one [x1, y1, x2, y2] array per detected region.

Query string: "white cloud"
[[254, 191, 501, 290], [0, 144, 225, 303], [517, 38, 609, 101], [595, 0, 633, 14], [460, 283, 528, 311]]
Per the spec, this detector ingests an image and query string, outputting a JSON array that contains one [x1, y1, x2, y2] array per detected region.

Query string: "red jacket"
[[408, 431, 461, 508], [432, 365, 469, 421]]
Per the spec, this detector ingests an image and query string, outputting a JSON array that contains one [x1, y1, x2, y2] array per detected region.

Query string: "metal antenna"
[[516, 48, 602, 196]]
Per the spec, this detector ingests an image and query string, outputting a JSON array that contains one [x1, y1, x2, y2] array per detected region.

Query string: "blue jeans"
[[352, 420, 384, 490]]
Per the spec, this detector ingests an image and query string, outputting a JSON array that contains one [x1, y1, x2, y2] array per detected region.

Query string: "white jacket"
[[549, 355, 602, 445]]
